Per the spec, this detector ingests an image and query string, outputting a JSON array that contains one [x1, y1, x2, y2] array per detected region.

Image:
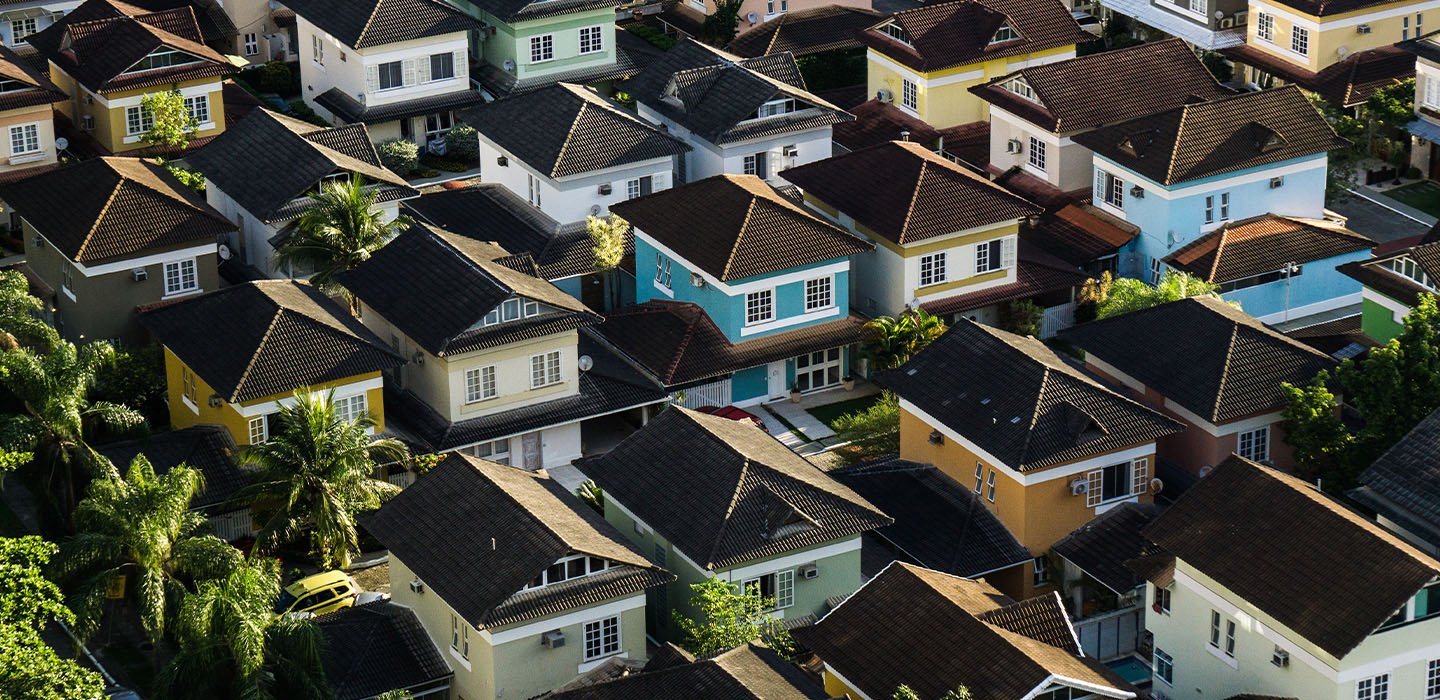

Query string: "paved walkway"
[[1334, 188, 1436, 242], [769, 401, 837, 440]]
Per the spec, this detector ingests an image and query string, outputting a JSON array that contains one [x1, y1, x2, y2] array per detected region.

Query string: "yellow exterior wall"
[[866, 44, 1076, 129], [0, 103, 59, 175], [47, 61, 226, 154], [823, 669, 860, 699], [1245, 0, 1440, 74]]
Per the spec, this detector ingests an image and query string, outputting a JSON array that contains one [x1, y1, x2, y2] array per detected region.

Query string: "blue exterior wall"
[[730, 365, 770, 403], [1216, 248, 1373, 319], [554, 276, 583, 300]]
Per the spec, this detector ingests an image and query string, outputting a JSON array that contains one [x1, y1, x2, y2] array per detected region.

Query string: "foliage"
[[274, 174, 411, 307], [1100, 13, 1143, 50], [239, 389, 408, 568], [140, 90, 200, 150], [586, 215, 629, 272], [1309, 81, 1414, 200], [376, 139, 419, 175], [286, 99, 330, 127], [795, 49, 866, 92], [576, 479, 604, 514], [832, 392, 899, 464], [1075, 271, 1113, 323], [1200, 51, 1232, 83], [258, 61, 297, 95], [893, 687, 972, 700], [1094, 271, 1228, 319], [0, 537, 106, 700], [701, 0, 743, 46], [862, 309, 947, 371], [410, 452, 444, 476], [0, 268, 59, 350], [1365, 78, 1415, 135], [53, 455, 242, 644], [374, 692, 412, 700], [91, 344, 167, 421], [673, 577, 793, 658], [1280, 374, 1352, 487], [444, 122, 479, 162], [158, 158, 206, 192], [999, 299, 1043, 337], [626, 24, 676, 50]]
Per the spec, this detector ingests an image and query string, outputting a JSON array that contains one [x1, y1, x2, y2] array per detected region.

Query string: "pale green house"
[[1338, 231, 1439, 343], [578, 406, 892, 638]]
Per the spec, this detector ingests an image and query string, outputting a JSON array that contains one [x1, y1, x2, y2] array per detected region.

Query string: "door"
[[794, 348, 842, 392], [767, 361, 787, 400], [522, 432, 543, 470], [1429, 143, 1440, 182]]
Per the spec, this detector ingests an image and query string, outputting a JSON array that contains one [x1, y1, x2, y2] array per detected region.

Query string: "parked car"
[[274, 571, 359, 616], [696, 405, 768, 433]]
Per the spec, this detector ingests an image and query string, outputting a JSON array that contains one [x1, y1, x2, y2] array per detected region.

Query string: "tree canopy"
[[140, 90, 200, 150], [0, 537, 106, 700], [862, 309, 947, 371], [1092, 271, 1230, 319], [673, 577, 794, 658]]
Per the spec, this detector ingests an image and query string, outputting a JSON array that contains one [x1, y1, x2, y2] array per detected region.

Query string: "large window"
[[525, 555, 614, 589], [125, 106, 154, 136], [1357, 674, 1389, 700], [745, 289, 774, 325], [243, 32, 259, 56], [467, 439, 509, 465], [804, 276, 832, 311], [465, 366, 496, 403], [794, 347, 841, 392], [9, 17, 36, 43], [1086, 458, 1148, 506], [583, 616, 621, 660], [8, 123, 38, 155], [1237, 426, 1270, 462], [742, 570, 795, 609], [902, 79, 918, 111], [530, 34, 554, 63], [919, 251, 947, 287], [1097, 169, 1124, 209], [1154, 649, 1174, 685], [1188, 0, 1206, 13], [430, 52, 455, 80], [756, 98, 796, 118], [127, 48, 197, 73], [334, 393, 367, 423], [378, 61, 404, 90], [990, 24, 1018, 42], [975, 240, 1002, 274], [184, 95, 209, 124], [1385, 255, 1432, 289], [1256, 12, 1274, 41], [1004, 78, 1035, 101], [530, 351, 562, 388], [578, 26, 603, 54], [881, 22, 911, 45], [1426, 659, 1439, 699], [1028, 137, 1046, 172], [163, 259, 198, 296], [654, 254, 672, 289], [1290, 26, 1309, 55], [481, 297, 541, 326]]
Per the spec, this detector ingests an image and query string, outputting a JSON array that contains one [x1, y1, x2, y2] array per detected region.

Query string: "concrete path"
[[546, 463, 589, 493], [769, 401, 837, 440], [1335, 188, 1436, 242], [756, 408, 809, 449]]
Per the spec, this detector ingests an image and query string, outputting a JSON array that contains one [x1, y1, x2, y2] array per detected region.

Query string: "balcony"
[[1098, 0, 1247, 49]]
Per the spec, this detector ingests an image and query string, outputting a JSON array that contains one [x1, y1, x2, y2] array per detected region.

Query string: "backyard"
[[1380, 179, 1440, 219]]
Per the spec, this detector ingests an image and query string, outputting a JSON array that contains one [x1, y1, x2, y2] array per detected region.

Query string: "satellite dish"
[[502, 59, 516, 74], [589, 204, 602, 216], [1336, 45, 1349, 57], [217, 243, 233, 261], [746, 10, 759, 21], [578, 355, 593, 372], [1149, 478, 1164, 495], [54, 137, 68, 151]]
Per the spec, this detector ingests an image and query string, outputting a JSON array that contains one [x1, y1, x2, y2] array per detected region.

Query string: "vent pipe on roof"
[[899, 130, 910, 142]]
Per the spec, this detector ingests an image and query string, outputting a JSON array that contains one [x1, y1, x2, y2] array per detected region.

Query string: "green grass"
[[1381, 180, 1440, 219], [808, 393, 885, 430], [0, 494, 26, 536]]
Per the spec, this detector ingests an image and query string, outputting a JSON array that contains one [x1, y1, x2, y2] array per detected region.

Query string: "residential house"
[[1022, 202, 1139, 279], [547, 642, 827, 700], [29, 0, 235, 154], [1338, 228, 1440, 341], [598, 174, 873, 406], [1162, 214, 1375, 322], [882, 320, 1182, 598], [1404, 31, 1440, 179], [829, 99, 994, 169], [341, 222, 668, 468], [459, 82, 689, 224], [314, 601, 454, 700], [624, 40, 851, 186], [1060, 296, 1338, 476], [1051, 502, 1162, 659], [0, 157, 233, 344], [857, 0, 1090, 130], [1139, 456, 1440, 700], [1070, 86, 1343, 281], [1350, 405, 1440, 554], [0, 0, 235, 54], [1098, 0, 1249, 48], [97, 425, 253, 541], [792, 562, 1137, 700], [214, 0, 285, 63], [660, 0, 871, 43], [0, 46, 66, 191], [288, 0, 483, 149], [362, 453, 673, 700], [724, 6, 884, 60], [578, 406, 893, 635]]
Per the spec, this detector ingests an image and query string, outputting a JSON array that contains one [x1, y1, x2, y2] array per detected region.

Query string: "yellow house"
[[856, 0, 1090, 129], [0, 45, 66, 189], [28, 0, 235, 154], [139, 280, 403, 447], [881, 320, 1182, 600]]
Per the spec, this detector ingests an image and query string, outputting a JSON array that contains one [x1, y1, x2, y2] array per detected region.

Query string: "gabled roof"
[[362, 454, 670, 628], [1143, 456, 1440, 659], [1338, 235, 1440, 306], [856, 0, 1089, 74], [1350, 406, 1440, 549], [186, 109, 416, 224], [459, 0, 620, 23], [459, 83, 689, 179], [0, 45, 67, 111], [578, 406, 892, 570], [0, 157, 234, 265], [1023, 203, 1137, 267], [831, 100, 987, 160], [969, 39, 1230, 133], [548, 642, 828, 700], [793, 563, 1133, 700], [1164, 214, 1374, 284], [1071, 86, 1343, 186], [726, 5, 883, 58], [1222, 44, 1412, 108], [782, 140, 1040, 245], [281, 0, 478, 49], [139, 280, 403, 404], [1052, 502, 1161, 595], [1059, 296, 1337, 423], [611, 174, 871, 281], [882, 320, 1181, 471], [29, 0, 233, 93], [96, 425, 246, 514], [314, 601, 453, 700]]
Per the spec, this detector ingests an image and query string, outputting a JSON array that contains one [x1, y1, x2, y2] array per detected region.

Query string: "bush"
[[420, 153, 470, 173], [626, 24, 676, 50], [285, 99, 330, 126], [260, 60, 297, 94], [444, 122, 478, 162], [999, 299, 1043, 337], [377, 138, 419, 175], [92, 345, 167, 423]]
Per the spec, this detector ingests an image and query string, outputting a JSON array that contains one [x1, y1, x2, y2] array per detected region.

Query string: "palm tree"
[[156, 557, 330, 700], [862, 308, 948, 371], [53, 454, 242, 644], [273, 174, 410, 308], [239, 389, 407, 569], [0, 269, 59, 351]]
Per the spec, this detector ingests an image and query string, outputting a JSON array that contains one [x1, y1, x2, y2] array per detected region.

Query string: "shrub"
[[626, 24, 676, 50], [260, 60, 296, 94], [377, 139, 419, 175], [444, 122, 479, 162]]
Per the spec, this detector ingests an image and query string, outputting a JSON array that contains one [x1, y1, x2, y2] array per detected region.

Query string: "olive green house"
[[451, 0, 645, 98]]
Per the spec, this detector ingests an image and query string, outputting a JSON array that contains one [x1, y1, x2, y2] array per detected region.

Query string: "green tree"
[[1279, 373, 1353, 486], [832, 392, 900, 464], [999, 299, 1043, 337], [586, 214, 628, 272], [156, 558, 330, 700], [673, 577, 794, 658], [274, 174, 411, 309], [239, 389, 408, 568], [0, 269, 59, 350], [140, 90, 200, 150], [0, 537, 106, 700], [53, 455, 242, 644], [862, 309, 947, 371], [893, 687, 972, 700], [701, 0, 743, 45], [374, 691, 413, 700], [575, 479, 604, 514], [1095, 271, 1229, 319]]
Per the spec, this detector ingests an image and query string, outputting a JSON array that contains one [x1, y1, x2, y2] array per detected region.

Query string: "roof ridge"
[[722, 192, 762, 280], [1207, 221, 1232, 280], [551, 100, 590, 178], [73, 170, 126, 261], [664, 307, 707, 383], [229, 300, 286, 403], [1165, 102, 1192, 185], [352, 0, 386, 49], [703, 454, 752, 569], [1017, 365, 1049, 464], [897, 159, 929, 244], [1210, 322, 1242, 423]]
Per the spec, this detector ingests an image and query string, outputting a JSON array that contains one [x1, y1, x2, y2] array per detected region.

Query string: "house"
[[0, 45, 68, 190], [578, 406, 893, 634], [314, 601, 454, 700], [1097, 0, 1248, 48], [185, 109, 417, 278], [881, 320, 1182, 598], [856, 0, 1090, 130], [1403, 31, 1440, 179], [139, 280, 402, 447], [0, 157, 234, 344], [624, 40, 852, 185], [1349, 405, 1440, 554], [1070, 86, 1343, 282], [659, 0, 872, 44], [340, 221, 668, 468], [724, 6, 884, 60], [1060, 296, 1337, 476], [0, 0, 235, 54], [598, 174, 873, 405], [969, 39, 1232, 198], [792, 562, 1137, 700], [1138, 456, 1440, 700], [1050, 502, 1162, 660], [287, 0, 482, 149], [362, 453, 673, 700], [1161, 214, 1375, 322], [96, 425, 253, 541], [211, 0, 285, 63], [458, 82, 690, 224], [547, 642, 827, 700], [1022, 202, 1139, 278], [1338, 228, 1440, 341], [29, 0, 236, 155]]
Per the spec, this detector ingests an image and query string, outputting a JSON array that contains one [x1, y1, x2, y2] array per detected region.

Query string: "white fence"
[[210, 510, 256, 542], [670, 379, 731, 408], [1074, 605, 1144, 660], [1040, 301, 1077, 339]]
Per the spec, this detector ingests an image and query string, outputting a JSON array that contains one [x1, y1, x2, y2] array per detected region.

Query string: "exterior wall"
[[988, 106, 1095, 193], [447, 6, 618, 86], [223, 0, 285, 64], [0, 103, 58, 177], [476, 134, 676, 223], [205, 184, 402, 276], [48, 65, 226, 154], [865, 44, 1077, 130], [0, 0, 81, 48], [1218, 247, 1371, 322], [688, 0, 871, 36], [1360, 286, 1411, 341], [1243, 0, 1440, 77], [635, 101, 832, 185], [298, 18, 470, 128]]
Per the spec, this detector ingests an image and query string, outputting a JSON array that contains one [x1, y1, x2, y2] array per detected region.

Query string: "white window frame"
[[312, 34, 324, 64], [1155, 648, 1174, 685], [9, 17, 36, 43], [529, 351, 562, 389], [578, 26, 603, 54], [1032, 556, 1049, 585], [1210, 609, 1223, 648], [243, 32, 259, 56], [654, 254, 672, 289], [975, 240, 1000, 275], [527, 173, 542, 208], [1290, 26, 1309, 56], [333, 393, 367, 423], [467, 439, 510, 465], [973, 462, 984, 493], [901, 78, 918, 111], [1237, 426, 1270, 462], [125, 106, 154, 136], [1027, 136, 1046, 172], [377, 60, 404, 90], [1085, 458, 1145, 506], [745, 289, 774, 325], [919, 251, 947, 287], [1155, 585, 1172, 614], [741, 570, 795, 610], [627, 178, 642, 200], [804, 276, 833, 311], [1256, 12, 1274, 41], [1357, 674, 1389, 700], [465, 365, 497, 403], [184, 95, 209, 125], [1425, 659, 1439, 699], [583, 616, 621, 660], [1098, 169, 1124, 210], [429, 52, 455, 81], [450, 613, 469, 659], [247, 416, 268, 445], [530, 34, 555, 63], [1220, 191, 1230, 220], [163, 258, 199, 296], [985, 470, 996, 502], [1188, 0, 1206, 13], [8, 123, 38, 155]]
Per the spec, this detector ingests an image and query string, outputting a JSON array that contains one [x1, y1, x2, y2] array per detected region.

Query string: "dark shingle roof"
[[0, 45, 67, 111], [970, 39, 1230, 133], [793, 564, 1129, 700], [1224, 44, 1412, 108], [612, 174, 871, 282], [28, 0, 233, 93], [783, 140, 1039, 245], [96, 426, 246, 513], [139, 280, 403, 403], [1350, 406, 1440, 549], [549, 642, 828, 700], [579, 406, 892, 570], [362, 454, 670, 628], [281, 0, 478, 49], [1143, 456, 1440, 658], [1071, 86, 1343, 186], [856, 0, 1089, 73], [1022, 203, 1137, 267], [459, 83, 689, 179], [1052, 502, 1161, 594], [314, 601, 453, 700], [1338, 237, 1440, 307], [186, 109, 415, 224], [475, 28, 661, 98], [1164, 214, 1374, 284], [313, 87, 488, 125], [882, 320, 1181, 471], [726, 5, 883, 58], [1059, 296, 1337, 423], [459, 0, 620, 23], [0, 157, 234, 264]]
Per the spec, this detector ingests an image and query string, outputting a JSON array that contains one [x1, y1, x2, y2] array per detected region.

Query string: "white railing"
[[1074, 604, 1145, 660], [1040, 301, 1077, 339], [670, 379, 731, 408]]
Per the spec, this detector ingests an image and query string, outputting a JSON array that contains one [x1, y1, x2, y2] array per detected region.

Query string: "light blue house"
[[596, 174, 873, 407]]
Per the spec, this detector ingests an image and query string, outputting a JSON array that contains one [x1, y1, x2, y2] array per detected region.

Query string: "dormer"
[[122, 45, 202, 74], [474, 295, 554, 329], [1383, 254, 1434, 290], [1252, 122, 1287, 152], [1002, 76, 1038, 102], [754, 97, 798, 119], [523, 553, 623, 590], [989, 22, 1022, 44], [1117, 129, 1158, 158], [878, 19, 912, 46]]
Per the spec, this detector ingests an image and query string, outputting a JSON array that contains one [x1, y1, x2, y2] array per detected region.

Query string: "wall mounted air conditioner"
[[1270, 176, 1285, 188], [598, 183, 612, 195], [1271, 648, 1290, 667], [875, 88, 893, 103], [799, 563, 818, 579], [131, 268, 147, 282], [541, 630, 566, 649], [1069, 479, 1089, 495], [409, 579, 425, 594], [1356, 23, 1372, 33], [1006, 139, 1023, 154]]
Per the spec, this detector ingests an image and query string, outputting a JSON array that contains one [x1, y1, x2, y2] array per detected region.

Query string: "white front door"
[[522, 432, 543, 470], [767, 361, 787, 400]]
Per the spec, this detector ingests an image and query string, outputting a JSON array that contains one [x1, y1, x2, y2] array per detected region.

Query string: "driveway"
[[1332, 189, 1434, 244]]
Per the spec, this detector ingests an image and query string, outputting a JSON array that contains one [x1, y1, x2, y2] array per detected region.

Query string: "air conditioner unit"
[[782, 145, 799, 158], [799, 563, 818, 579], [1271, 648, 1290, 667], [541, 630, 566, 649], [131, 268, 148, 282], [690, 272, 705, 288], [1130, 185, 1145, 198], [1270, 176, 1285, 188], [1006, 138, 1023, 154], [1218, 16, 1234, 27], [409, 579, 425, 594], [875, 88, 893, 103], [1069, 479, 1089, 495], [1357, 23, 1372, 33], [598, 183, 612, 195]]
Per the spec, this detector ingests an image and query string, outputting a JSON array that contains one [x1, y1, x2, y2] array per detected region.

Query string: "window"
[[1225, 618, 1237, 657], [881, 22, 912, 44], [742, 570, 795, 609], [1210, 610, 1222, 648], [61, 263, 73, 293], [465, 366, 497, 403], [248, 416, 268, 444], [9, 17, 36, 43], [583, 616, 621, 660], [1220, 191, 1230, 220], [1237, 426, 1270, 462], [975, 241, 1002, 274], [743, 152, 767, 179], [8, 124, 38, 155], [530, 351, 562, 388], [1290, 26, 1309, 55], [1151, 257, 1165, 285], [1427, 76, 1440, 109], [745, 289, 774, 325], [243, 33, 259, 56], [985, 470, 996, 502], [1032, 556, 1049, 585], [128, 48, 197, 73], [654, 254, 672, 289], [1357, 674, 1389, 700], [1154, 649, 1174, 685], [182, 367, 196, 403], [756, 98, 796, 118], [425, 112, 453, 140], [1426, 659, 1439, 699], [1004, 78, 1035, 101], [334, 393, 367, 423], [1386, 255, 1433, 289], [804, 276, 832, 311], [428, 52, 455, 81], [163, 259, 198, 296], [1406, 15, 1411, 40], [1155, 585, 1172, 614], [1027, 136, 1046, 172], [1205, 195, 1215, 224], [579, 25, 603, 54], [901, 79, 918, 111], [991, 24, 1018, 42], [626, 176, 652, 200], [530, 34, 554, 63], [1086, 460, 1133, 506], [527, 174, 542, 207], [973, 463, 984, 493], [312, 34, 324, 63], [450, 614, 469, 659], [378, 61, 403, 90], [794, 347, 842, 392], [919, 252, 947, 286], [1203, 192, 1232, 225], [526, 555, 614, 588], [1097, 169, 1123, 209], [468, 439, 509, 465], [1256, 12, 1273, 41], [1188, 0, 1205, 13], [184, 95, 209, 124], [125, 106, 154, 136]]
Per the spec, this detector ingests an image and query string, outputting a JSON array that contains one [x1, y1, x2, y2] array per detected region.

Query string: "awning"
[[1408, 118, 1440, 143]]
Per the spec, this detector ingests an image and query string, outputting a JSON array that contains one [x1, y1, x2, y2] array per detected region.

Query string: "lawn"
[[1381, 180, 1440, 219], [808, 393, 885, 430]]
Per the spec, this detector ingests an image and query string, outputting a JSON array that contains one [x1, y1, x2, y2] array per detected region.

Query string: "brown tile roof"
[[919, 243, 1087, 317], [856, 0, 1089, 73], [1164, 214, 1374, 283], [970, 38, 1231, 133], [782, 140, 1040, 245], [0, 45, 66, 111], [831, 102, 990, 166], [280, 0, 478, 49], [1071, 86, 1343, 186], [610, 174, 872, 281], [1144, 456, 1440, 658], [1023, 203, 1137, 266], [727, 5, 883, 58], [549, 642, 828, 700], [1221, 44, 1413, 107], [1339, 239, 1440, 306]]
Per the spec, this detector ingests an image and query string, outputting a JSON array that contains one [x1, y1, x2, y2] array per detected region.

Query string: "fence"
[[1040, 301, 1077, 339], [670, 379, 731, 408], [1073, 605, 1144, 660]]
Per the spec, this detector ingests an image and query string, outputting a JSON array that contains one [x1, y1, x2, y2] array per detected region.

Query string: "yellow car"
[[274, 571, 359, 616]]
